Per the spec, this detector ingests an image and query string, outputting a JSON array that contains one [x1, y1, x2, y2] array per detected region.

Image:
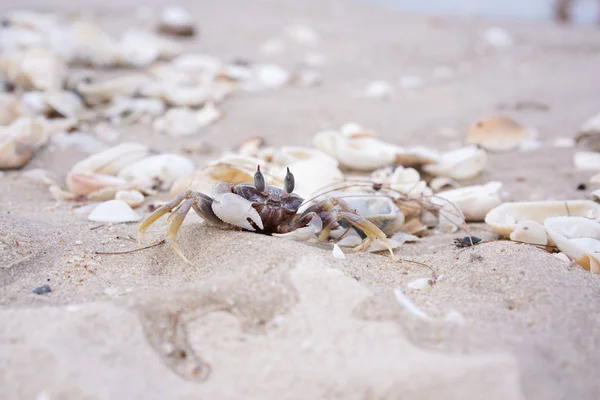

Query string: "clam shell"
[[117, 154, 195, 191], [87, 200, 142, 223], [545, 216, 600, 273], [467, 116, 527, 152], [485, 200, 600, 237], [509, 221, 548, 246], [423, 145, 487, 180]]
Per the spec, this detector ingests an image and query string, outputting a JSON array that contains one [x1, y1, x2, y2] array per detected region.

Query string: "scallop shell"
[[423, 145, 487, 180], [545, 216, 600, 273], [66, 143, 149, 195], [0, 47, 66, 91], [467, 116, 527, 152], [509, 221, 548, 246], [117, 154, 195, 191], [435, 181, 503, 221], [485, 200, 600, 237]]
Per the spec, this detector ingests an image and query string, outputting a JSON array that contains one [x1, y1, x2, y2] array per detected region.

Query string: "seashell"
[[117, 154, 195, 191], [575, 112, 600, 151], [20, 91, 84, 118], [430, 177, 460, 192], [423, 145, 487, 180], [593, 189, 600, 202], [117, 29, 183, 67], [0, 47, 66, 91], [0, 117, 52, 170], [87, 200, 142, 223], [69, 21, 119, 67], [545, 216, 600, 273], [273, 217, 322, 241], [285, 24, 319, 46], [395, 146, 439, 168], [3, 10, 59, 33], [0, 27, 45, 52], [467, 116, 528, 152], [509, 220, 547, 246], [272, 158, 343, 198], [0, 93, 21, 125], [313, 127, 401, 171], [270, 146, 338, 167], [238, 136, 265, 157], [67, 143, 149, 195], [573, 151, 600, 171], [104, 96, 165, 125], [485, 200, 600, 237], [371, 166, 430, 198], [149, 84, 213, 107], [335, 194, 405, 236], [77, 74, 151, 105], [332, 244, 345, 259], [152, 104, 220, 137], [157, 6, 196, 37], [363, 80, 393, 99], [554, 252, 571, 263], [435, 181, 503, 222], [242, 64, 291, 91], [115, 189, 145, 208]]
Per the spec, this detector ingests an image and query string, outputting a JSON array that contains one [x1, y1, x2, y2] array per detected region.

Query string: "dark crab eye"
[[254, 165, 266, 192], [284, 167, 295, 194]]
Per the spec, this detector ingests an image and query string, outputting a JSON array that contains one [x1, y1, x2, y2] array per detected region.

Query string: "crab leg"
[[138, 190, 192, 244], [166, 198, 195, 264], [335, 211, 394, 257]]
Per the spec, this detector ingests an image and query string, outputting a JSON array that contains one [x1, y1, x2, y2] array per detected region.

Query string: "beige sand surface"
[[1, 0, 600, 399]]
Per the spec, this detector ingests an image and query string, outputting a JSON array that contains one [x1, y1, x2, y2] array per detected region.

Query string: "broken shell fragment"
[[545, 216, 600, 273], [467, 116, 527, 152], [115, 189, 145, 208], [117, 154, 195, 191], [509, 221, 548, 246], [87, 200, 142, 223], [435, 181, 503, 221], [485, 200, 600, 237], [423, 145, 487, 180], [157, 6, 196, 37]]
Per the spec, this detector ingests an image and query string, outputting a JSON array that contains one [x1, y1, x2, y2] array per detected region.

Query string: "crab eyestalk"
[[284, 167, 295, 194], [254, 165, 266, 192]]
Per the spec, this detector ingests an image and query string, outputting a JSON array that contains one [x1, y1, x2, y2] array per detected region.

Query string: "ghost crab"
[[138, 166, 393, 263]]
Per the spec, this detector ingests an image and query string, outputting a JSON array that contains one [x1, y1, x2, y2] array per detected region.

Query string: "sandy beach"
[[1, 0, 600, 399]]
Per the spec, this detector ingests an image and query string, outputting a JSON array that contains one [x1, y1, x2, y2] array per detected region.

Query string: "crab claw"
[[212, 193, 264, 231], [273, 216, 323, 241]]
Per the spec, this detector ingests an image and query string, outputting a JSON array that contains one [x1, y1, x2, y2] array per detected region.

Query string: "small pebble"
[[75, 240, 82, 245], [32, 285, 52, 295], [577, 183, 587, 191]]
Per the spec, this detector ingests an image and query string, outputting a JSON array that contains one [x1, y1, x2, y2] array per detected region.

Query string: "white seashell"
[[152, 108, 198, 137], [574, 151, 600, 171], [485, 200, 600, 237], [270, 146, 338, 167], [87, 200, 142, 223], [313, 127, 400, 171], [158, 6, 195, 37], [0, 47, 66, 91], [212, 192, 264, 231], [117, 154, 195, 191], [363, 80, 393, 99], [0, 117, 52, 169], [67, 143, 149, 195], [398, 76, 423, 90], [371, 166, 430, 198], [272, 217, 323, 241], [195, 102, 222, 127], [545, 216, 600, 273], [406, 277, 432, 290], [242, 64, 291, 91], [277, 158, 343, 198], [430, 177, 460, 192], [435, 182, 503, 222], [467, 116, 528, 152], [77, 74, 151, 105], [104, 96, 165, 125], [483, 27, 513, 48], [553, 252, 571, 263], [332, 244, 345, 259], [115, 189, 145, 208], [423, 145, 487, 180], [69, 21, 120, 67], [159, 85, 213, 107], [238, 137, 265, 157], [509, 221, 548, 246], [285, 24, 319, 46]]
